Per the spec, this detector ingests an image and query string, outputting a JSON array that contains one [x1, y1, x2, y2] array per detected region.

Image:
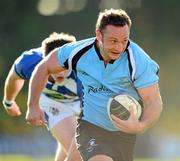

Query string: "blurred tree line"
[[0, 0, 180, 136]]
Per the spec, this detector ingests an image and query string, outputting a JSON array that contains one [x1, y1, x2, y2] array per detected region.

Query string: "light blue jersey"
[[14, 48, 82, 102], [57, 38, 159, 131]]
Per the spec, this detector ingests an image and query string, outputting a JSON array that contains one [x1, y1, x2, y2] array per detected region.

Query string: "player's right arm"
[[26, 48, 65, 126], [3, 66, 23, 116]]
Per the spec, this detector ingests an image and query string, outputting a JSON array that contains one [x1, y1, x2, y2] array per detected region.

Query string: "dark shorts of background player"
[[76, 119, 136, 161]]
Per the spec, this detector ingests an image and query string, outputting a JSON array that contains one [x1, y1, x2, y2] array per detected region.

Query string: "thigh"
[[76, 120, 116, 161], [39, 94, 79, 152], [66, 137, 82, 161], [39, 94, 75, 129], [113, 131, 136, 161], [67, 101, 81, 116], [76, 119, 136, 161], [51, 115, 77, 152]]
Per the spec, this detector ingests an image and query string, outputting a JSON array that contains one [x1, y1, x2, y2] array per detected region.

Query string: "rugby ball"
[[107, 94, 142, 121]]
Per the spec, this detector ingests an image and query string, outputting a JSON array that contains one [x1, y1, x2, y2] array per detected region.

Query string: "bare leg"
[[54, 142, 66, 161], [65, 137, 82, 161], [51, 115, 77, 161]]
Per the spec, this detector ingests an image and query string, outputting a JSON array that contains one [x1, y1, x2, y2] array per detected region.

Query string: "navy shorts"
[[76, 119, 136, 161]]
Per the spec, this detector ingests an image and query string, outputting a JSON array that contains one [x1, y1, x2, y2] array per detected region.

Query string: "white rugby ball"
[[107, 94, 142, 121]]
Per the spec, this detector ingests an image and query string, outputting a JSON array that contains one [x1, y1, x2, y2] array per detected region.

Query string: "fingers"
[[111, 114, 124, 123], [25, 109, 46, 126], [111, 107, 141, 134], [26, 118, 45, 126], [129, 105, 136, 116], [26, 115, 45, 126]]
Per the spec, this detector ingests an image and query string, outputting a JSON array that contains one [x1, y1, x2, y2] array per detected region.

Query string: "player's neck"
[[96, 41, 111, 64]]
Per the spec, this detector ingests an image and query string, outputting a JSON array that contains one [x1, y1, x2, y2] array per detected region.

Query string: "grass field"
[[0, 155, 179, 161], [0, 155, 52, 161]]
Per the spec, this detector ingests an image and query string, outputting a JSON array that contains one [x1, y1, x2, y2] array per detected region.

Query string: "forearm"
[[140, 94, 163, 133], [4, 69, 24, 101], [111, 85, 163, 134], [26, 51, 63, 125], [3, 69, 23, 115], [26, 64, 48, 125], [27, 64, 49, 108], [27, 49, 64, 108]]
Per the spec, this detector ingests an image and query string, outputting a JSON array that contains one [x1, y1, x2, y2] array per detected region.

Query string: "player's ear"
[[95, 28, 102, 41]]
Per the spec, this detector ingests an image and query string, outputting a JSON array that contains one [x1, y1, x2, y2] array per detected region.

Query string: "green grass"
[[0, 154, 52, 161], [0, 155, 179, 161]]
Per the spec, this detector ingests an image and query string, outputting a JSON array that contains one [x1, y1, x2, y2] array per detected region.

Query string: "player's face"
[[51, 70, 69, 83], [96, 24, 129, 63]]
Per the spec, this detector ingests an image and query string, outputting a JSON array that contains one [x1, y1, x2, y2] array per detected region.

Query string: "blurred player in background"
[[2, 32, 82, 161]]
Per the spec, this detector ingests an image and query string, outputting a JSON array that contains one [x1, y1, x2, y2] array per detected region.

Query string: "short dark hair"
[[96, 8, 132, 32], [41, 32, 76, 56]]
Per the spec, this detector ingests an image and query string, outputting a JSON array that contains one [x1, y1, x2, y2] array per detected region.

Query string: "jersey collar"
[[93, 39, 115, 64], [93, 39, 130, 64]]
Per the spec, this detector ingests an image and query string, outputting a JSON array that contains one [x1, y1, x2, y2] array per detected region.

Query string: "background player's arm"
[[26, 48, 65, 125], [3, 66, 23, 116]]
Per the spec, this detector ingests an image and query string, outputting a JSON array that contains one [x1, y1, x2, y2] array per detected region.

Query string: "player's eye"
[[110, 39, 118, 44], [123, 39, 128, 44]]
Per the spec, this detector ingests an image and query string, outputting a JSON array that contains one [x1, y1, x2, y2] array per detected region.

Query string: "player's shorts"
[[76, 119, 136, 161], [39, 93, 81, 130]]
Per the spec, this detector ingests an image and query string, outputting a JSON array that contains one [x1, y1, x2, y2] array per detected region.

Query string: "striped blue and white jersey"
[[57, 37, 159, 131], [14, 47, 82, 103]]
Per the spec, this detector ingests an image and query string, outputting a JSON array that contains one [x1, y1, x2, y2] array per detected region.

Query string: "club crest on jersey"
[[86, 138, 98, 152], [49, 107, 59, 116]]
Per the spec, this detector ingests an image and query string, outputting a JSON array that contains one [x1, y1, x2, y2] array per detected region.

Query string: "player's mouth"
[[56, 76, 64, 82], [111, 52, 121, 59], [112, 51, 120, 55]]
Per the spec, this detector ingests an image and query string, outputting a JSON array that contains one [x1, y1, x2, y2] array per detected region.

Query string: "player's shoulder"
[[58, 37, 96, 63], [128, 40, 159, 79], [22, 47, 43, 59], [14, 47, 44, 79], [129, 41, 148, 57], [15, 47, 43, 65], [60, 37, 96, 51], [128, 40, 157, 65], [72, 37, 95, 46], [76, 37, 96, 45]]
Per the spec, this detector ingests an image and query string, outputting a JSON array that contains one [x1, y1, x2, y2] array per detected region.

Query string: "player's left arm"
[[137, 83, 163, 132], [111, 83, 163, 134]]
